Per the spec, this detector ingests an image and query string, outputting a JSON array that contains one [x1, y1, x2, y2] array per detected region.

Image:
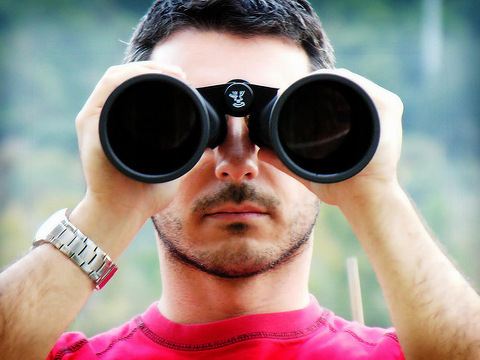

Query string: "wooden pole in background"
[[347, 257, 365, 325]]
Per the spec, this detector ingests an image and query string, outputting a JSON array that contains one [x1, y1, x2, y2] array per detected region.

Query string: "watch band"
[[32, 209, 118, 290]]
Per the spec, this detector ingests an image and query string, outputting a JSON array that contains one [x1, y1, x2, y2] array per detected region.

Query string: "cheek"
[[271, 169, 318, 206], [177, 149, 217, 194], [280, 182, 320, 223], [153, 206, 184, 237]]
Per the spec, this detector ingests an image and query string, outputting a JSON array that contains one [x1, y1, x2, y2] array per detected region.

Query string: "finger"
[[75, 62, 187, 144], [83, 62, 186, 112]]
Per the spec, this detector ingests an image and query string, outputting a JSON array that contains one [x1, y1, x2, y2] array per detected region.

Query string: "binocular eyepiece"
[[99, 73, 380, 183]]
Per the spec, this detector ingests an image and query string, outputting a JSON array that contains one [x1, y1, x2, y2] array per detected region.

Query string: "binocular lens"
[[100, 75, 211, 182], [271, 75, 379, 182]]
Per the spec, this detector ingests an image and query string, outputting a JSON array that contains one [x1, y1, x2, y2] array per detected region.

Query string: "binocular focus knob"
[[224, 82, 254, 117]]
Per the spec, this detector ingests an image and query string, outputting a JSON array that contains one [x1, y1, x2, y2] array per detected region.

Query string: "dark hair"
[[124, 0, 335, 70]]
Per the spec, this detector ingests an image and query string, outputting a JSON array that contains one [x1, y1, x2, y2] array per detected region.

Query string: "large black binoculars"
[[99, 73, 379, 183]]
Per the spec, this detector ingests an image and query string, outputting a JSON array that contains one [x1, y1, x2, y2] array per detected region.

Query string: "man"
[[1, 0, 479, 359]]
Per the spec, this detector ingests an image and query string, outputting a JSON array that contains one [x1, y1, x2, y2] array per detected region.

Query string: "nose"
[[214, 116, 259, 182]]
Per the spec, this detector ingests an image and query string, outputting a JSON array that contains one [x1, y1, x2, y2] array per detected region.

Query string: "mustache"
[[192, 183, 280, 214]]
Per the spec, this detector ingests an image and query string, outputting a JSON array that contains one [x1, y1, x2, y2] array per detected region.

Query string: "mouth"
[[203, 204, 270, 221]]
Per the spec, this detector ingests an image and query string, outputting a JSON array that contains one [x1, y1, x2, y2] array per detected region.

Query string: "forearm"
[[0, 200, 146, 359], [340, 182, 480, 359], [0, 245, 93, 359]]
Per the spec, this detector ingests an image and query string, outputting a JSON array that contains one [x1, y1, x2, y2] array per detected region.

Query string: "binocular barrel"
[[99, 73, 380, 183]]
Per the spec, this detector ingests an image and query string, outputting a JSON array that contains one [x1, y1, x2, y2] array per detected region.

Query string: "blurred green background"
[[1, 0, 479, 335]]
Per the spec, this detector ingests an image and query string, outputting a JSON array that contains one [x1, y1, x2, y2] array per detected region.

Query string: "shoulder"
[[306, 307, 404, 359], [48, 304, 158, 359]]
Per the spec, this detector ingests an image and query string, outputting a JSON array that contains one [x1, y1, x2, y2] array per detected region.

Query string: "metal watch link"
[[32, 208, 118, 290]]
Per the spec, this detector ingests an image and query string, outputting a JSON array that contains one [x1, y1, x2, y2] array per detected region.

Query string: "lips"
[[203, 204, 269, 221]]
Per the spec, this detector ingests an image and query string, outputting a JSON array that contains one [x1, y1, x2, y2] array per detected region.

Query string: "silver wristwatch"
[[32, 208, 118, 290]]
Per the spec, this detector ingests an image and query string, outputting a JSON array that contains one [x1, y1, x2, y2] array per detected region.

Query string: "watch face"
[[34, 209, 68, 242]]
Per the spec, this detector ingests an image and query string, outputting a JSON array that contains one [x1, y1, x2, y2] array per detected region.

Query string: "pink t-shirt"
[[49, 297, 404, 359]]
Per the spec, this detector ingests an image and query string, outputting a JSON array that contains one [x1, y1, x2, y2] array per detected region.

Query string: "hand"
[[74, 62, 186, 228], [259, 68, 404, 207]]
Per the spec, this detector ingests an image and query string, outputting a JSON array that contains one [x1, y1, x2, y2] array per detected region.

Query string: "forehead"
[[150, 29, 311, 89]]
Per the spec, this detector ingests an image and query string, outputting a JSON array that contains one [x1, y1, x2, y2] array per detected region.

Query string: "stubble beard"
[[152, 183, 320, 279]]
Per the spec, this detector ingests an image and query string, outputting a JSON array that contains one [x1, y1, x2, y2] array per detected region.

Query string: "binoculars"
[[99, 73, 379, 183]]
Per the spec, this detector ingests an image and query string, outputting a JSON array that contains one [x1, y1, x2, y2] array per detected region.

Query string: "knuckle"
[[75, 110, 85, 131], [375, 89, 404, 117], [388, 92, 404, 116]]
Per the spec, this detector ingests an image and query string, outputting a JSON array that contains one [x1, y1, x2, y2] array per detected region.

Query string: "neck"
[[157, 239, 313, 324]]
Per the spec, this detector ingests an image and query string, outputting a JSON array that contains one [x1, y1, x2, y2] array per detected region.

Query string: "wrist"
[[33, 209, 117, 290], [69, 195, 149, 261], [326, 174, 400, 209], [335, 177, 406, 227], [337, 180, 418, 250]]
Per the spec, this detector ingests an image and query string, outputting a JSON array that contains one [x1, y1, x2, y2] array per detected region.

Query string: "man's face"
[[151, 30, 320, 278]]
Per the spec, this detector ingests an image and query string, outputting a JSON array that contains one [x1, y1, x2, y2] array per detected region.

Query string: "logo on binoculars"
[[228, 90, 246, 108]]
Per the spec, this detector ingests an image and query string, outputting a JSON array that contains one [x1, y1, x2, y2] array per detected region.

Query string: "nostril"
[[215, 158, 258, 182]]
